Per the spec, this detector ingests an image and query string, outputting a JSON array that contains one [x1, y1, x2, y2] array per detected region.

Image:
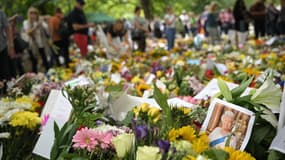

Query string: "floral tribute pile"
[[0, 37, 285, 160]]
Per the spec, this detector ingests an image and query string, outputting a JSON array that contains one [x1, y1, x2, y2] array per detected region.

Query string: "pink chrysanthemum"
[[72, 127, 98, 152], [98, 131, 113, 149]]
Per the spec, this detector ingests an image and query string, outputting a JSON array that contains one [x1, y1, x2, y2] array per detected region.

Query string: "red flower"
[[193, 121, 202, 129], [38, 101, 45, 107], [205, 70, 214, 79]]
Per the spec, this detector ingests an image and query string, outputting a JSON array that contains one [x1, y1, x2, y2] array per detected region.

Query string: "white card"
[[110, 94, 193, 121], [270, 127, 285, 153], [64, 76, 93, 88], [215, 63, 228, 75], [33, 90, 72, 159], [146, 74, 156, 85], [194, 78, 252, 100], [111, 73, 121, 84], [278, 85, 285, 131]]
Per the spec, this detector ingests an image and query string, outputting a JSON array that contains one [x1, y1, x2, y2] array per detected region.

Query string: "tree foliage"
[[0, 0, 280, 19]]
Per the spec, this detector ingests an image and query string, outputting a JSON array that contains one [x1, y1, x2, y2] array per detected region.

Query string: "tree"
[[140, 0, 153, 19], [281, 0, 285, 7]]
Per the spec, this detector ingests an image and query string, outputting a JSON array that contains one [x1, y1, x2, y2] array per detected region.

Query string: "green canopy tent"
[[86, 12, 114, 23]]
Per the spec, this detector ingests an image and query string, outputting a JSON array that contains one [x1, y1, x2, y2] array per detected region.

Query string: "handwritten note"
[[33, 90, 72, 159]]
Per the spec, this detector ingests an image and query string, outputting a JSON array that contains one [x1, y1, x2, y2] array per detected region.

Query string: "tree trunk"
[[281, 0, 285, 7], [140, 0, 154, 20]]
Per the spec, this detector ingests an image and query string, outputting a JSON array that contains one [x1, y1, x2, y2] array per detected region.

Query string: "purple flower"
[[95, 120, 103, 126], [134, 125, 148, 139], [157, 140, 170, 153]]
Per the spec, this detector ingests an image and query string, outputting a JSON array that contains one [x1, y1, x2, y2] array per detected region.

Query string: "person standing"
[[266, 1, 280, 36], [278, 0, 285, 35], [164, 6, 176, 50], [23, 7, 50, 73], [103, 20, 130, 58], [219, 8, 235, 35], [201, 5, 210, 36], [69, 0, 94, 58], [9, 15, 25, 77], [233, 0, 250, 47], [206, 2, 220, 45], [132, 6, 148, 52], [189, 12, 198, 37], [49, 8, 70, 68], [0, 10, 15, 81], [179, 10, 190, 37], [154, 17, 162, 39], [250, 0, 266, 39]]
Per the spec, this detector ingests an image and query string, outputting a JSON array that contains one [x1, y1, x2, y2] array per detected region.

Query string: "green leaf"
[[268, 150, 285, 160], [106, 84, 123, 92], [50, 121, 60, 160], [252, 124, 273, 144], [231, 77, 253, 98], [203, 149, 229, 160], [153, 84, 172, 126], [82, 105, 96, 113], [54, 121, 60, 139], [217, 79, 232, 102]]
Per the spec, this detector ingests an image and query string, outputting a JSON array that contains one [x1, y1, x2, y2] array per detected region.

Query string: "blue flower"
[[135, 125, 148, 139], [157, 140, 170, 153]]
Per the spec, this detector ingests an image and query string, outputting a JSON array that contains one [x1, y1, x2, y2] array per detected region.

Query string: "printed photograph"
[[201, 98, 255, 150]]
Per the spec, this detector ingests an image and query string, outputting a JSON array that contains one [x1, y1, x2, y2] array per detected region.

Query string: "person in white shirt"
[[179, 10, 189, 37], [164, 6, 176, 50], [23, 7, 50, 73], [208, 110, 237, 149]]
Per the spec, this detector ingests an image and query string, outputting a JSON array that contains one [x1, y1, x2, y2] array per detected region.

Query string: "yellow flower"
[[9, 111, 41, 130], [179, 107, 191, 115], [112, 62, 121, 72], [133, 103, 150, 117], [31, 101, 41, 111], [281, 54, 285, 62], [239, 54, 246, 60], [16, 96, 33, 105], [260, 54, 267, 60], [225, 62, 236, 71], [183, 155, 196, 160], [156, 71, 163, 78], [184, 51, 192, 57], [191, 133, 209, 154], [224, 147, 255, 160], [15, 96, 40, 111], [92, 72, 103, 79], [173, 87, 179, 96], [131, 76, 143, 84], [136, 84, 150, 97], [68, 62, 76, 68], [169, 126, 197, 142], [242, 68, 261, 76], [217, 76, 233, 83], [178, 126, 196, 142], [168, 128, 180, 142], [140, 103, 150, 112], [148, 108, 161, 123]]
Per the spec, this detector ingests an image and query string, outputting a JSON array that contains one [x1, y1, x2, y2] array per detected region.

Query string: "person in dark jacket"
[[206, 2, 220, 45], [233, 0, 249, 46], [278, 1, 285, 35], [250, 0, 266, 39], [266, 1, 280, 36]]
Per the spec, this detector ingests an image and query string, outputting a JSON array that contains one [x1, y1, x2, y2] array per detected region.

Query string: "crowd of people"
[[0, 0, 285, 85]]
